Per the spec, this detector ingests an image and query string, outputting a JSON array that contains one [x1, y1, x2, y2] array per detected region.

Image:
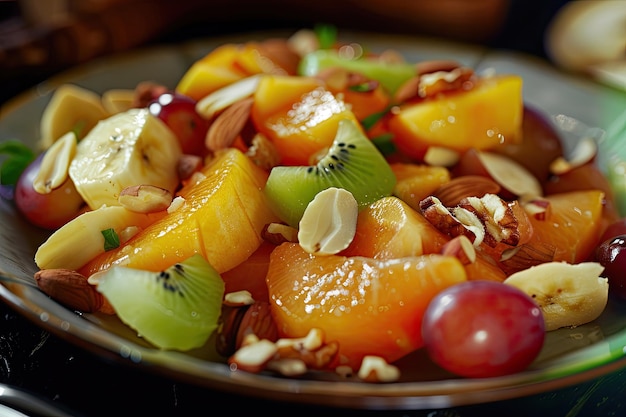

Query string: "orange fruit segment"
[[251, 75, 360, 166], [526, 190, 605, 264], [266, 242, 468, 369], [341, 196, 449, 259], [389, 75, 523, 160], [81, 148, 279, 276], [391, 163, 451, 211]]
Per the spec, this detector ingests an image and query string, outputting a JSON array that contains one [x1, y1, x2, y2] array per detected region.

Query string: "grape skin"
[[595, 234, 626, 300], [421, 280, 545, 378]]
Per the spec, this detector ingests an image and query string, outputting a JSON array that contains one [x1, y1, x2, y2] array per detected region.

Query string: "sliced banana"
[[504, 261, 608, 331], [68, 108, 182, 210], [35, 205, 162, 271], [40, 84, 109, 149]]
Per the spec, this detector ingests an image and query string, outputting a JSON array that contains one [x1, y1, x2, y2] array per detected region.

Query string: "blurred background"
[[0, 0, 578, 106]]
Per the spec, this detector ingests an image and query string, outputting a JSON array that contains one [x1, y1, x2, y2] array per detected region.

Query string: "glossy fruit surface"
[[266, 242, 467, 369], [422, 280, 545, 378], [81, 148, 279, 276], [14, 154, 85, 230], [595, 235, 626, 299], [148, 92, 210, 156]]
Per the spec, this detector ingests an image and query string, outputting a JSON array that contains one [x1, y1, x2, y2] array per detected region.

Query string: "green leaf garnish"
[[361, 105, 393, 131], [101, 228, 120, 251], [314, 23, 337, 49], [371, 133, 397, 156], [0, 140, 35, 186]]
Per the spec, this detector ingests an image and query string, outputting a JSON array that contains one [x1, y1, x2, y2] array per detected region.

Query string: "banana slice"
[[35, 205, 163, 271], [40, 84, 109, 149], [504, 262, 608, 331], [68, 108, 182, 210]]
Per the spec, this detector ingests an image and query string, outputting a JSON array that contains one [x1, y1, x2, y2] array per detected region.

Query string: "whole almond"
[[433, 175, 501, 207], [205, 97, 254, 152], [34, 269, 104, 313]]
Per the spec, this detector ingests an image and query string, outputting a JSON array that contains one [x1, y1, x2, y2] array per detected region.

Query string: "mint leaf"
[[101, 228, 120, 251], [0, 140, 35, 186]]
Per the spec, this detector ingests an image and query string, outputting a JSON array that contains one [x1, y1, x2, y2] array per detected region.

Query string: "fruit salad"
[[3, 27, 626, 383]]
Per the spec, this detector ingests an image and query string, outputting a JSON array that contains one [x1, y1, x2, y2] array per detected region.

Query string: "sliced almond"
[[118, 185, 173, 213], [358, 355, 401, 383], [298, 187, 358, 255], [263, 222, 299, 245], [196, 74, 262, 120], [33, 131, 77, 194], [476, 151, 543, 200], [549, 136, 597, 175]]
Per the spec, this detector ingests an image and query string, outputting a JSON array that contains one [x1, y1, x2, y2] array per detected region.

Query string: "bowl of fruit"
[[1, 28, 626, 410]]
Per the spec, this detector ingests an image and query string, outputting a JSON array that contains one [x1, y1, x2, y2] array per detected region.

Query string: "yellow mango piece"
[[251, 75, 359, 165], [176, 44, 247, 101], [81, 148, 279, 276], [390, 163, 451, 211], [390, 75, 524, 159]]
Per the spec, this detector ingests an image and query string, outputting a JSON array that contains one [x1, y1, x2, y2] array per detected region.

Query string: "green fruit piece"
[[97, 254, 225, 351], [298, 49, 416, 95], [264, 119, 396, 227]]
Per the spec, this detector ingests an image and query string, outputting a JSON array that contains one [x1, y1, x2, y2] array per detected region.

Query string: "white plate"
[[1, 31, 626, 410]]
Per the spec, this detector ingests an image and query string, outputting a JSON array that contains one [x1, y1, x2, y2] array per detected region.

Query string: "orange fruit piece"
[[341, 196, 449, 259], [81, 148, 279, 276], [220, 241, 275, 302], [389, 75, 523, 160], [266, 243, 467, 369], [251, 75, 359, 166], [390, 163, 451, 211], [526, 190, 605, 264]]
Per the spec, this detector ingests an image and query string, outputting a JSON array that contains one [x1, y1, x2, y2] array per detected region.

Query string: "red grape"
[[148, 92, 210, 156], [421, 280, 545, 378], [14, 154, 86, 230], [599, 218, 626, 243], [595, 235, 626, 300]]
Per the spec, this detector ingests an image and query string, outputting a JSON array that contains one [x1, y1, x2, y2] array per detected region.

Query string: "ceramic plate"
[[1, 31, 626, 410]]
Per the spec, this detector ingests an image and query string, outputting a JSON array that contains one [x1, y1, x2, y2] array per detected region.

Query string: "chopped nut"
[[245, 133, 281, 170], [549, 136, 597, 175], [420, 196, 484, 245], [262, 222, 299, 245], [298, 187, 358, 255], [236, 301, 279, 348], [418, 67, 475, 98], [228, 338, 278, 373], [441, 235, 476, 264], [433, 175, 501, 207], [357, 356, 401, 382], [266, 358, 308, 376], [423, 146, 461, 167], [35, 269, 104, 313], [33, 132, 77, 194], [459, 194, 520, 247], [276, 328, 325, 352], [498, 242, 556, 275], [205, 97, 254, 152], [118, 185, 173, 213], [275, 329, 338, 370], [167, 196, 185, 214], [335, 365, 354, 378], [217, 301, 278, 357], [224, 290, 255, 307], [415, 59, 461, 75], [522, 197, 552, 220]]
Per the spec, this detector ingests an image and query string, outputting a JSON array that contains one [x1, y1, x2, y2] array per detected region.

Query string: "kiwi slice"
[[96, 254, 225, 351], [264, 119, 396, 227]]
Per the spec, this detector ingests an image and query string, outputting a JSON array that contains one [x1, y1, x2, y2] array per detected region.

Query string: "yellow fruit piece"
[[390, 163, 451, 211], [176, 44, 247, 101], [81, 148, 279, 276], [251, 75, 359, 166], [390, 75, 523, 157]]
